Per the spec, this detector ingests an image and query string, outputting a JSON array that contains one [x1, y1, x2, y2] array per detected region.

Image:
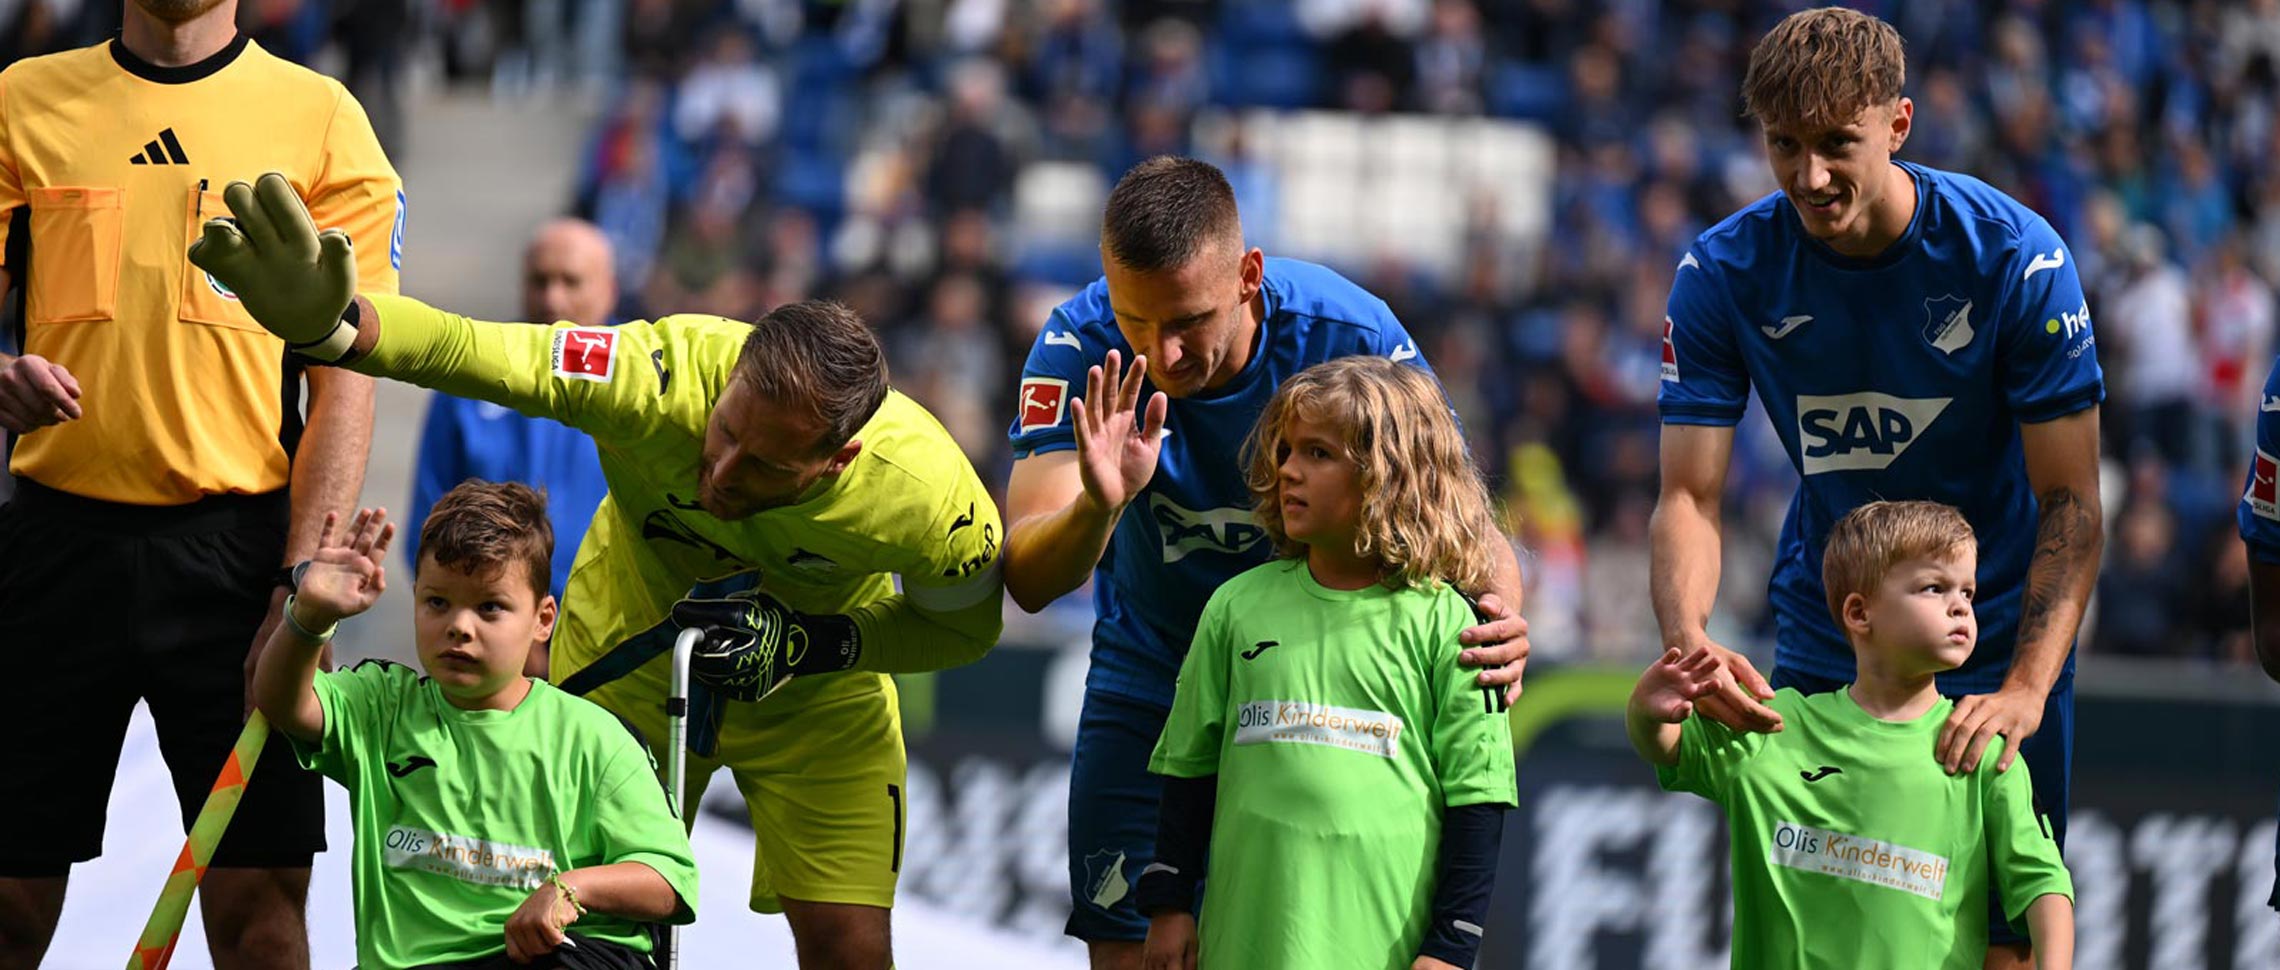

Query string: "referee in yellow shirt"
[[0, 2, 400, 967]]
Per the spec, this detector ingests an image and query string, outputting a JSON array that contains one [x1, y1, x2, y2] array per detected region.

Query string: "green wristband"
[[281, 594, 338, 643]]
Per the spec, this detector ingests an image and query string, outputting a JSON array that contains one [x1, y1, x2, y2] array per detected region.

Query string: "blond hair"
[[1243, 356, 1502, 592], [1741, 7, 1907, 131], [1821, 500, 1976, 623]]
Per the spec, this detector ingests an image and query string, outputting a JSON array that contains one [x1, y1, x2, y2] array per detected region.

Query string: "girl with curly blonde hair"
[[1133, 356, 1518, 970]]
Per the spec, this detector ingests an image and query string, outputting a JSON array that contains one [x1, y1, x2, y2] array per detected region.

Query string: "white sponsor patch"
[[1233, 701, 1404, 758], [1796, 392, 1952, 475], [1768, 821, 1949, 900], [382, 825, 556, 890], [1148, 495, 1267, 563]]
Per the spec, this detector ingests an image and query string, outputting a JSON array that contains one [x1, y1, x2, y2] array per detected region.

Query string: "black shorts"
[[411, 934, 659, 970], [0, 479, 325, 876]]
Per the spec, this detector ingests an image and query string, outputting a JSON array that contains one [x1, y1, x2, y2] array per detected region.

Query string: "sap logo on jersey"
[[1150, 494, 1267, 562], [1797, 393, 1953, 474]]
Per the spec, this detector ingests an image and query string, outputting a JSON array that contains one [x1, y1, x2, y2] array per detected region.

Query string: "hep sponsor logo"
[[1796, 393, 1952, 475], [1233, 700, 1405, 758], [2249, 449, 2279, 522], [551, 327, 617, 382], [1148, 494, 1267, 563], [2045, 300, 2092, 340], [1017, 377, 1067, 434]]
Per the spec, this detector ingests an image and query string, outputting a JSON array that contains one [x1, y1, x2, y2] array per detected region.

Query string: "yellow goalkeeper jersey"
[[358, 295, 1003, 714]]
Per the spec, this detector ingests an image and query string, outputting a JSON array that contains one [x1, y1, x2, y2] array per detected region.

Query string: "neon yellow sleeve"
[[354, 294, 705, 445], [846, 454, 1006, 673]]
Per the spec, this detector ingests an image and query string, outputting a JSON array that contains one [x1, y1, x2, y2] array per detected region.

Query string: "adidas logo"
[[128, 128, 189, 165]]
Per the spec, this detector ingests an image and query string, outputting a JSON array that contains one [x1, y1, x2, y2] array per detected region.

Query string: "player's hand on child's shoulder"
[[1639, 647, 1724, 723], [1141, 911, 1198, 970], [1682, 637, 1785, 734], [504, 877, 580, 963], [1458, 590, 1530, 704], [292, 508, 395, 626]]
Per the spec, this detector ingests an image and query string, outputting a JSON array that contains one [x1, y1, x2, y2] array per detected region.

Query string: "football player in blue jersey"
[[1000, 156, 1530, 969], [2239, 354, 2280, 914], [1650, 10, 2103, 967]]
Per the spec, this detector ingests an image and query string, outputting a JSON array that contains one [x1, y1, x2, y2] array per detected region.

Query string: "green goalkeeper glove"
[[187, 172, 362, 362], [672, 589, 862, 703]]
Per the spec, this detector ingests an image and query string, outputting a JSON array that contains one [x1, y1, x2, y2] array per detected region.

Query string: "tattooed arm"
[[1936, 407, 2104, 774]]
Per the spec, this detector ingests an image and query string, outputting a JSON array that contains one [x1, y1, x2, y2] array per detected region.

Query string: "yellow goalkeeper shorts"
[[590, 670, 908, 913]]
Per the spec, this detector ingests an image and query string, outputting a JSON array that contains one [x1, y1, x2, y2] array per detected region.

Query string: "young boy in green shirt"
[[253, 482, 697, 970], [1629, 500, 2073, 969]]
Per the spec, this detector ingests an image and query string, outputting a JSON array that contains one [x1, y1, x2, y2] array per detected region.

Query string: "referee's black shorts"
[[0, 479, 325, 876]]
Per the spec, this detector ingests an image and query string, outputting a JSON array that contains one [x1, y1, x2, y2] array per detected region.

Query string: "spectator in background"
[[409, 219, 616, 678], [2092, 496, 2189, 657], [928, 58, 1024, 216], [673, 26, 781, 147], [897, 272, 1004, 473], [2103, 225, 2198, 465]]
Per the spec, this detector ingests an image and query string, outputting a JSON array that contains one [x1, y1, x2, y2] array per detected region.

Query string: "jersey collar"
[[110, 32, 249, 85]]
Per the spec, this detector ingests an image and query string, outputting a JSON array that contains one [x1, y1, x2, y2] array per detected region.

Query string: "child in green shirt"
[[253, 481, 697, 970], [1628, 500, 2073, 969], [1136, 356, 1518, 970]]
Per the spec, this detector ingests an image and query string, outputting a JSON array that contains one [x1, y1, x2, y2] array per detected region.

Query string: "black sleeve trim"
[[1418, 802, 1507, 967], [1134, 773, 1215, 917]]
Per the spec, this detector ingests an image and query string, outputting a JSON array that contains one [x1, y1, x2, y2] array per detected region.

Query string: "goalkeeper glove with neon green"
[[672, 589, 862, 703], [186, 172, 363, 362]]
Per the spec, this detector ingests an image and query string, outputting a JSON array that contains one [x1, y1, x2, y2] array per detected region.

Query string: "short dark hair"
[[1100, 156, 1242, 273], [418, 480, 553, 600], [732, 299, 890, 452]]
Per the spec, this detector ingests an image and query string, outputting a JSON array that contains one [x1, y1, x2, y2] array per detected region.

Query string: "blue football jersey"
[[1658, 161, 2105, 692], [1009, 257, 1432, 706], [2238, 358, 2280, 564]]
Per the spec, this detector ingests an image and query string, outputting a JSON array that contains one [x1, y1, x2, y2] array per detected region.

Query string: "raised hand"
[[187, 172, 359, 354], [1069, 348, 1170, 514], [293, 508, 395, 627]]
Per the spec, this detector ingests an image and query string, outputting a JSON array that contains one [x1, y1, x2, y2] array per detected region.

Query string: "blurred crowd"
[[5, 0, 2275, 669]]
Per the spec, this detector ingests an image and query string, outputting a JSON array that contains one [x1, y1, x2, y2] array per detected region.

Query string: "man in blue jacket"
[[409, 218, 615, 676]]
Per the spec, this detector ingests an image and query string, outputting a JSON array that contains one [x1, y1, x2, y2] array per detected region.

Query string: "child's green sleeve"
[[1149, 587, 1236, 779], [1653, 700, 1770, 802], [1428, 588, 1517, 807], [589, 735, 700, 924], [1983, 752, 2073, 929], [289, 659, 404, 783]]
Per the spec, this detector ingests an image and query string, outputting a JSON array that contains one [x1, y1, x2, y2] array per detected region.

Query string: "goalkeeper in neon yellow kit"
[[193, 174, 1003, 968]]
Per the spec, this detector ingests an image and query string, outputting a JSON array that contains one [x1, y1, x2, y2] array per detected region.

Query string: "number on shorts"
[[887, 783, 904, 873]]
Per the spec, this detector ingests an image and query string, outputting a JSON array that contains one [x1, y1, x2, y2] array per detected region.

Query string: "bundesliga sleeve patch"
[[2250, 448, 2279, 521], [1018, 377, 1068, 434], [1660, 317, 1680, 383], [552, 327, 617, 382]]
